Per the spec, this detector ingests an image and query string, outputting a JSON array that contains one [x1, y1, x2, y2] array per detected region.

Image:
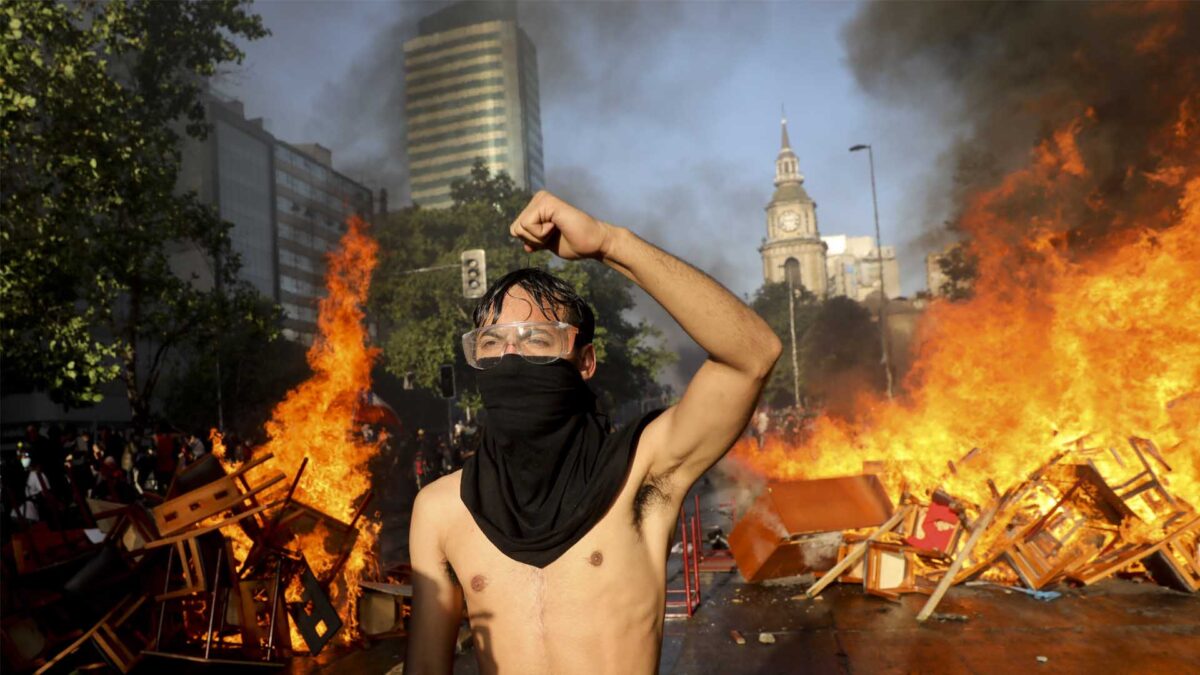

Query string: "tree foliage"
[[750, 284, 884, 410], [0, 0, 272, 422], [162, 301, 310, 439], [370, 161, 674, 414], [749, 282, 819, 407], [937, 243, 978, 300], [799, 296, 884, 415]]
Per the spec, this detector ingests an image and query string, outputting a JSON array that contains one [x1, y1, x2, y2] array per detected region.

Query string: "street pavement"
[[277, 575, 1199, 674], [269, 471, 1200, 674]]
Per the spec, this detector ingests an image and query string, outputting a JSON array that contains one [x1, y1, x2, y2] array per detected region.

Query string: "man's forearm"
[[599, 225, 780, 377]]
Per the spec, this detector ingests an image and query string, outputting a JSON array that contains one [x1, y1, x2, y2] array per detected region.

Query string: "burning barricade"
[[3, 217, 396, 673], [730, 433, 1199, 620], [726, 39, 1200, 613]]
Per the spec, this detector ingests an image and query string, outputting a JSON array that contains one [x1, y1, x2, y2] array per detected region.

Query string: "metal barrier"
[[665, 495, 702, 619]]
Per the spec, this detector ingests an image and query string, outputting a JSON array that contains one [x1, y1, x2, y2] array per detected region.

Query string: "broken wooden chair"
[[34, 595, 148, 675], [287, 555, 343, 656], [863, 541, 918, 600], [1107, 437, 1177, 519], [1144, 524, 1200, 592], [1069, 512, 1200, 586], [151, 454, 285, 537], [145, 501, 277, 601]]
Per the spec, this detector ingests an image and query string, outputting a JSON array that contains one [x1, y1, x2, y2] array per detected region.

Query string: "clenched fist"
[[509, 191, 615, 261]]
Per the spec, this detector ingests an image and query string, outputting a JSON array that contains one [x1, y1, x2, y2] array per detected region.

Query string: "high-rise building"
[[274, 141, 373, 343], [822, 234, 902, 302], [759, 116, 828, 296], [404, 0, 543, 209], [177, 96, 278, 300], [179, 94, 374, 344]]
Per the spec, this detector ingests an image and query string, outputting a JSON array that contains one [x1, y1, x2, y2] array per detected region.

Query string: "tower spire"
[[780, 105, 791, 149]]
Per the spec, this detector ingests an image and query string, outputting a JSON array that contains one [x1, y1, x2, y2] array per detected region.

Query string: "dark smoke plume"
[[297, 1, 770, 389], [843, 1, 1200, 245], [301, 1, 767, 207]]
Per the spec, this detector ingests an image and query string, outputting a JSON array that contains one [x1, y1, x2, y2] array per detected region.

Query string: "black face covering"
[[460, 355, 661, 568]]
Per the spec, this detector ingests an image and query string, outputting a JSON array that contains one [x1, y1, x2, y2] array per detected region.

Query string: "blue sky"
[[222, 1, 957, 385]]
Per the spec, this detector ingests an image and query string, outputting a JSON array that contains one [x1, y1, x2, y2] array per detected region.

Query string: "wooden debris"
[[35, 596, 147, 675], [806, 505, 914, 599], [287, 556, 343, 656], [1144, 527, 1200, 592], [151, 456, 284, 536], [917, 498, 1002, 622], [864, 541, 918, 600], [1069, 512, 1200, 586], [835, 535, 867, 584]]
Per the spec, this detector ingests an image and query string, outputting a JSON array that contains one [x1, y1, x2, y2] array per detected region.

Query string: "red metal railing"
[[664, 496, 702, 618]]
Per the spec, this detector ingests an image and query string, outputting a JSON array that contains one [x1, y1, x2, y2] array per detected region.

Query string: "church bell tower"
[[759, 113, 827, 296]]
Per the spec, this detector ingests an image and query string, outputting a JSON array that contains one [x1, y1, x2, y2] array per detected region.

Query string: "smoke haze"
[[843, 1, 1200, 242]]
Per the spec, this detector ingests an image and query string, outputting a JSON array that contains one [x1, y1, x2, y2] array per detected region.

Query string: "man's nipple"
[[471, 574, 488, 592]]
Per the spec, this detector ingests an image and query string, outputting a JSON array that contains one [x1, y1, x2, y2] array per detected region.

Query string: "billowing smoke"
[[295, 1, 768, 211], [291, 1, 771, 389], [843, 1, 1200, 244]]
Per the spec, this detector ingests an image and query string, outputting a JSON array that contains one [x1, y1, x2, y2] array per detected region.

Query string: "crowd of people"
[[408, 419, 479, 489], [750, 404, 817, 448], [2, 423, 255, 530]]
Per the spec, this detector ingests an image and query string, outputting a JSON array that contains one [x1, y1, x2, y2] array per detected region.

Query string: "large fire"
[[733, 11, 1200, 518], [239, 214, 383, 645]]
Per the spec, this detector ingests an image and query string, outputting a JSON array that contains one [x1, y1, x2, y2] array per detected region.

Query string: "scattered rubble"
[[728, 436, 1200, 623]]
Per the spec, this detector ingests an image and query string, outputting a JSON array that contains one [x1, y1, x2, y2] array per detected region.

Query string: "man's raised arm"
[[509, 191, 783, 484]]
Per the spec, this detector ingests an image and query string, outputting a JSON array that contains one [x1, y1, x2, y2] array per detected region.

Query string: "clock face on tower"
[[779, 211, 800, 233]]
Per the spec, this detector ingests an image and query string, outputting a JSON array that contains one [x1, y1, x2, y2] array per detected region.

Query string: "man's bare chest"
[[443, 493, 670, 618]]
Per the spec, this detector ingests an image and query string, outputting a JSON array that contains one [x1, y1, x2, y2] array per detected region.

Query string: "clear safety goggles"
[[462, 321, 579, 370]]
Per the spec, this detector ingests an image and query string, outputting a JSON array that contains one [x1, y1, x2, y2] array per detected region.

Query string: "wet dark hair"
[[472, 268, 595, 346]]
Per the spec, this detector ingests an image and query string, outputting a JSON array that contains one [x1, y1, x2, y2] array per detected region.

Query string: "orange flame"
[[209, 428, 226, 456], [246, 214, 383, 643], [735, 102, 1200, 513]]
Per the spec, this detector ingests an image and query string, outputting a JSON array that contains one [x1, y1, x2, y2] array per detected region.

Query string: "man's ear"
[[577, 343, 597, 380]]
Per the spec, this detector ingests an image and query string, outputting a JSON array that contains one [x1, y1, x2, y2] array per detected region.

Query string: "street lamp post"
[[849, 143, 894, 400], [786, 271, 802, 409]]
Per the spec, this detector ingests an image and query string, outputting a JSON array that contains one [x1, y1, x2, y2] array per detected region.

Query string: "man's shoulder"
[[413, 470, 464, 520], [626, 407, 674, 474]]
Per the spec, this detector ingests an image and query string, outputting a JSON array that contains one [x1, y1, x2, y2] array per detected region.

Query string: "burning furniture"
[[728, 475, 894, 582], [731, 435, 1199, 621], [18, 452, 378, 673]]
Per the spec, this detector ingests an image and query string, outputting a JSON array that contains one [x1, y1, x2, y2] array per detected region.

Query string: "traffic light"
[[461, 249, 487, 299], [438, 364, 456, 399]]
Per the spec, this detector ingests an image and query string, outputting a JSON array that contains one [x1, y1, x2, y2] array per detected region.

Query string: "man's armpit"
[[632, 469, 675, 531], [443, 559, 461, 588]]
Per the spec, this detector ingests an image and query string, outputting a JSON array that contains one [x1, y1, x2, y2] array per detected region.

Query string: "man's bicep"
[[406, 489, 464, 674], [648, 358, 765, 483]]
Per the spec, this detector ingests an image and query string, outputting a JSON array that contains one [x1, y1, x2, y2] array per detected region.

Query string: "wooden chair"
[[151, 454, 284, 537], [34, 595, 147, 675]]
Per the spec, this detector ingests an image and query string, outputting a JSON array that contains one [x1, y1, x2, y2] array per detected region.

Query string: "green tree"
[[749, 282, 820, 407], [0, 0, 272, 424], [938, 243, 978, 300], [799, 296, 884, 416], [371, 160, 674, 414], [162, 300, 309, 439]]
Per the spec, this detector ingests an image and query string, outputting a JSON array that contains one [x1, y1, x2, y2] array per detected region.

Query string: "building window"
[[784, 258, 802, 288]]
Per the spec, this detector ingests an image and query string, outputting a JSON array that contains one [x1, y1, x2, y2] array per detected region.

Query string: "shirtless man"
[[407, 191, 782, 674]]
